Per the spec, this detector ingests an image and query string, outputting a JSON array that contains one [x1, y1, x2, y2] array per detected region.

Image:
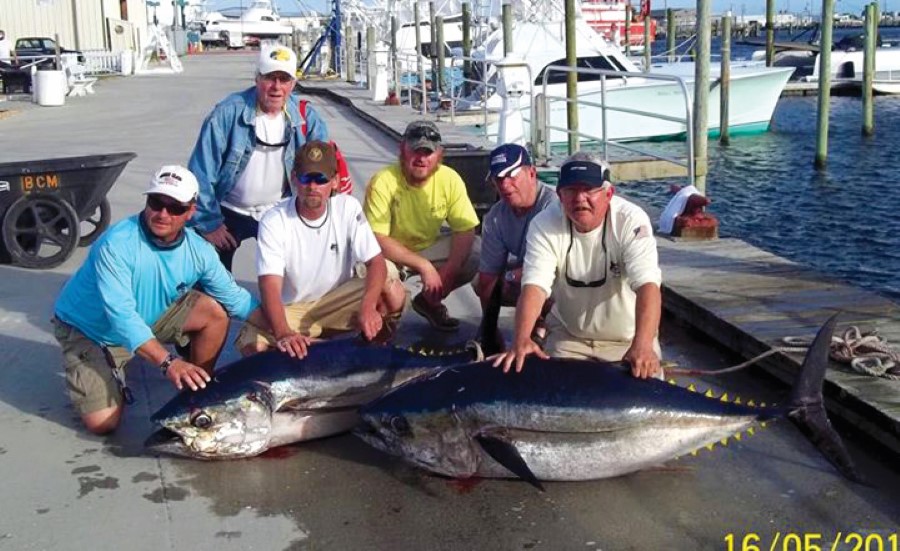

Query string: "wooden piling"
[[390, 16, 399, 92], [667, 9, 675, 62], [625, 5, 632, 56], [436, 16, 445, 95], [414, 2, 426, 114], [346, 25, 355, 82], [765, 0, 775, 66], [565, 0, 579, 154], [644, 15, 651, 70], [862, 3, 876, 136], [720, 15, 731, 145], [462, 2, 472, 85], [429, 2, 438, 92], [693, 0, 711, 193], [366, 26, 375, 90], [815, 0, 835, 169], [502, 1, 514, 57]]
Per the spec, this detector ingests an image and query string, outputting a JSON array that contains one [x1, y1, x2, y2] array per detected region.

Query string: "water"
[[615, 95, 900, 301]]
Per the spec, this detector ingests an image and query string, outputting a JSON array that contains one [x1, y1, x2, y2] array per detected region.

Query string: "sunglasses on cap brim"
[[405, 127, 441, 142]]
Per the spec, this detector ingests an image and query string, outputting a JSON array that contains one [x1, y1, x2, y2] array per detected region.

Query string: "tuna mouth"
[[144, 427, 188, 456]]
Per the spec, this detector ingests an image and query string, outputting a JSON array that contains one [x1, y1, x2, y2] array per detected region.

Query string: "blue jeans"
[[219, 207, 259, 272]]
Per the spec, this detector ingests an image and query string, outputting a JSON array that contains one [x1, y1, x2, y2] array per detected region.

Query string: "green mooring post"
[[863, 2, 876, 136], [565, 0, 579, 154], [720, 15, 731, 145], [815, 0, 835, 169], [666, 9, 675, 62], [693, 0, 711, 194], [502, 1, 513, 56], [766, 0, 775, 66]]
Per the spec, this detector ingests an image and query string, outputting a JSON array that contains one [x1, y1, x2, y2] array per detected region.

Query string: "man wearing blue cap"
[[493, 152, 663, 379], [475, 143, 557, 347]]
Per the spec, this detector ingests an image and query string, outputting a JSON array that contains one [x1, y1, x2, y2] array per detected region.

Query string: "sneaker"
[[412, 293, 460, 332]]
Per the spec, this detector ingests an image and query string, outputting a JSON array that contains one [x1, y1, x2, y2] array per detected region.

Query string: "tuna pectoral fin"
[[475, 434, 545, 491], [788, 313, 865, 484]]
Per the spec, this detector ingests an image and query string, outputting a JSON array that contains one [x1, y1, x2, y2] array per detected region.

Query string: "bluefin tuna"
[[145, 338, 479, 459], [355, 314, 861, 488]]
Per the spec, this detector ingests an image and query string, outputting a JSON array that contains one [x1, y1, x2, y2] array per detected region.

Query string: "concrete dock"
[[0, 53, 897, 550]]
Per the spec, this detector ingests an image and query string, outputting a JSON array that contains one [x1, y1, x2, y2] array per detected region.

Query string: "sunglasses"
[[255, 125, 289, 148], [147, 195, 191, 216], [405, 127, 441, 142], [295, 172, 331, 185], [564, 213, 609, 289], [491, 166, 523, 184]]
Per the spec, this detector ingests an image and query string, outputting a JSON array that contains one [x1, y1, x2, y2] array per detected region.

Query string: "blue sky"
[[204, 0, 883, 20]]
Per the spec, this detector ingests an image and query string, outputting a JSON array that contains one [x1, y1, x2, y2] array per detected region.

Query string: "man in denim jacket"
[[187, 45, 328, 271]]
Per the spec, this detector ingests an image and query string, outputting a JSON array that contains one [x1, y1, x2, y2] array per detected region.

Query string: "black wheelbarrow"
[[0, 152, 137, 269]]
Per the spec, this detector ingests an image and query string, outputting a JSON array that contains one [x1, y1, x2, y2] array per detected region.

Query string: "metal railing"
[[537, 64, 695, 185]]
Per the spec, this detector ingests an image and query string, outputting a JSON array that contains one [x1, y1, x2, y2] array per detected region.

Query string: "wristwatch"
[[159, 353, 178, 375]]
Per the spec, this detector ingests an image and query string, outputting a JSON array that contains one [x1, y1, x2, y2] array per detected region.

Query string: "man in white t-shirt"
[[236, 141, 407, 358], [493, 152, 663, 379]]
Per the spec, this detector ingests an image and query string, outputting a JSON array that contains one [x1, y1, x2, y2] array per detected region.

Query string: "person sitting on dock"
[[493, 153, 663, 379], [52, 165, 260, 435], [363, 120, 481, 332], [187, 45, 329, 271], [474, 143, 558, 349], [236, 141, 407, 358]]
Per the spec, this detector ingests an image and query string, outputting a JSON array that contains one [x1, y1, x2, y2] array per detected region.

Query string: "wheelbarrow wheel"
[[79, 198, 111, 247], [2, 195, 80, 269]]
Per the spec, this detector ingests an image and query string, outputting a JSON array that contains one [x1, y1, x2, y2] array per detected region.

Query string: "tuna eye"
[[190, 411, 212, 429], [389, 415, 411, 436]]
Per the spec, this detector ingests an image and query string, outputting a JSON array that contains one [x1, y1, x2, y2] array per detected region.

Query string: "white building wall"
[[0, 0, 147, 51]]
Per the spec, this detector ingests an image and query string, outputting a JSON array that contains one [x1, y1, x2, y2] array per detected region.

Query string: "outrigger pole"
[[300, 0, 343, 76]]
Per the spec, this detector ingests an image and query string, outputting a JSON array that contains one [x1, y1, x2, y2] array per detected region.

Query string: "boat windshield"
[[535, 55, 629, 85]]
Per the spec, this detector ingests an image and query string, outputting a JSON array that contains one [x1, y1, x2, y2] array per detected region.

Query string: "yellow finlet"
[[747, 399, 756, 407], [688, 383, 697, 392], [704, 389, 715, 398], [733, 397, 742, 405], [719, 393, 729, 402]]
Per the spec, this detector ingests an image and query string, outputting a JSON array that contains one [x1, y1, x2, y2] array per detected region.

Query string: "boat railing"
[[446, 54, 533, 142], [537, 64, 695, 186], [394, 51, 434, 115]]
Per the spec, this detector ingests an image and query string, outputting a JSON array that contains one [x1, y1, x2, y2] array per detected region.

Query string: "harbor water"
[[618, 95, 900, 301]]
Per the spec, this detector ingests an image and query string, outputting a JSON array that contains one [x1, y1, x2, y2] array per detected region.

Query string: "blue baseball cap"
[[489, 144, 532, 179], [557, 158, 611, 189]]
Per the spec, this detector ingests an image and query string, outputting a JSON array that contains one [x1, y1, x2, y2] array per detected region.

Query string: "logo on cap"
[[270, 48, 291, 61], [307, 147, 323, 162]]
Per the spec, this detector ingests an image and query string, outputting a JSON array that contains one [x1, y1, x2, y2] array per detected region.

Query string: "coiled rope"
[[666, 326, 900, 380]]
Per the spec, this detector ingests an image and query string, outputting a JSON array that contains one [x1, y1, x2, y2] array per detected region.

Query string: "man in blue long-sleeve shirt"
[[53, 165, 259, 435]]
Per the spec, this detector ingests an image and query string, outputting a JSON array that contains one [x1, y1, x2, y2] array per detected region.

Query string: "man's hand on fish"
[[357, 305, 383, 341], [491, 337, 549, 374], [275, 331, 311, 359], [166, 359, 211, 391], [623, 343, 660, 379]]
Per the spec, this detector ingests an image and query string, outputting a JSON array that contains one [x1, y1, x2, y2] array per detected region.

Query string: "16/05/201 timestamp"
[[724, 532, 898, 551]]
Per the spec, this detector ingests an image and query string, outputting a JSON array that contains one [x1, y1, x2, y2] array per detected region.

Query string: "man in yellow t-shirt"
[[364, 121, 480, 332]]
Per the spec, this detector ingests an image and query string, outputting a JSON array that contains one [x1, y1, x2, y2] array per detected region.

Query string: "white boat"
[[477, 19, 794, 143], [198, 1, 293, 47]]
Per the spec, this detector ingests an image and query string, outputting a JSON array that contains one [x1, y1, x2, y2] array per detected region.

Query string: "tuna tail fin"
[[788, 313, 866, 484], [478, 270, 506, 357], [475, 434, 545, 491]]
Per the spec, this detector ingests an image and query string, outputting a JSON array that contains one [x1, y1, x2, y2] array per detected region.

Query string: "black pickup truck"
[[13, 37, 83, 65]]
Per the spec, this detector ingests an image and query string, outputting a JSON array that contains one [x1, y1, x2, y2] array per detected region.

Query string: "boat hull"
[[489, 64, 794, 143]]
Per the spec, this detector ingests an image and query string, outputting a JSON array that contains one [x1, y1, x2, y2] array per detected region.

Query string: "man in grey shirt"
[[474, 144, 557, 348]]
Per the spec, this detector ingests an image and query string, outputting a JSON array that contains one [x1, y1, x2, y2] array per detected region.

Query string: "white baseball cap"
[[258, 46, 297, 77], [144, 165, 199, 203]]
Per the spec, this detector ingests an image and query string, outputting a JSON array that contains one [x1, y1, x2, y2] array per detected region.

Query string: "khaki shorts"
[[543, 315, 663, 378], [387, 234, 482, 291], [235, 272, 405, 349], [53, 290, 201, 415]]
